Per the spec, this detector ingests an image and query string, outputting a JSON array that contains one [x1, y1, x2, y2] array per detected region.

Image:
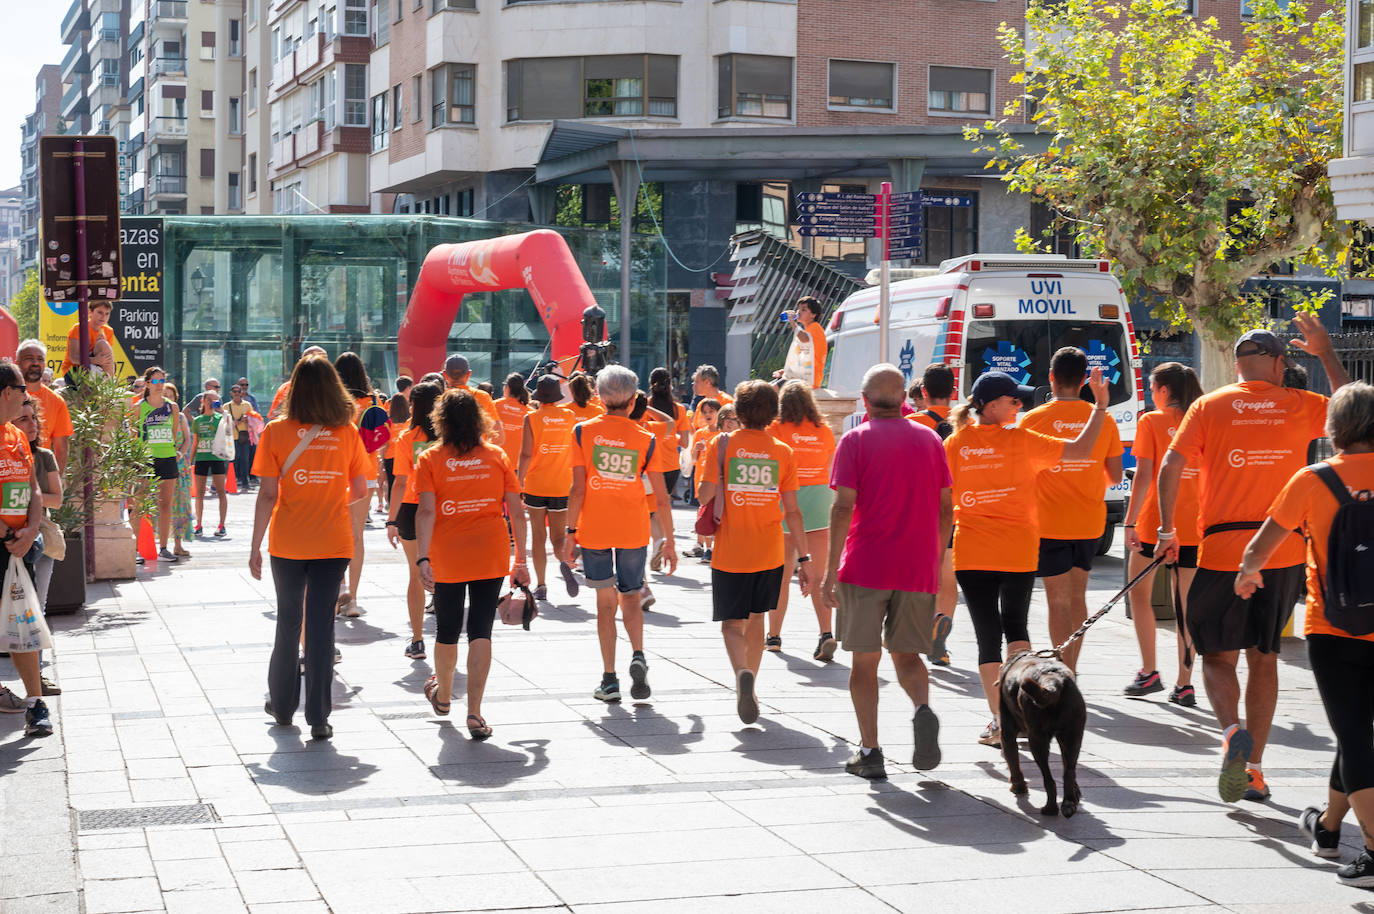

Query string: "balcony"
[[61, 80, 89, 119], [60, 40, 89, 81], [125, 187, 146, 208], [152, 57, 186, 78], [151, 116, 187, 138], [150, 0, 187, 25], [295, 32, 323, 79], [150, 174, 186, 196], [60, 0, 89, 45]]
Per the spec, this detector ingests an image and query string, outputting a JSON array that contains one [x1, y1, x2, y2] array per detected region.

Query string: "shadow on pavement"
[[429, 723, 550, 788]]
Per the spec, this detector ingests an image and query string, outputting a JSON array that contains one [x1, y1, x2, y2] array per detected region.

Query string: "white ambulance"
[[826, 253, 1143, 553]]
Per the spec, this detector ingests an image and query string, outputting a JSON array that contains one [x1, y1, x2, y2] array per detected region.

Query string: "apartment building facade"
[[20, 66, 62, 271]]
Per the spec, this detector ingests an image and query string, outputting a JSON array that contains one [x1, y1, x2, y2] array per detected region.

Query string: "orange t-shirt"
[[692, 393, 734, 433], [569, 414, 655, 550], [269, 382, 290, 419], [413, 442, 519, 583], [32, 385, 74, 450], [768, 419, 836, 487], [59, 322, 117, 375], [702, 428, 799, 573], [945, 423, 1065, 572], [0, 424, 34, 531], [693, 427, 720, 480], [523, 406, 576, 497], [1168, 380, 1327, 571], [383, 420, 400, 460], [494, 396, 531, 466], [1268, 453, 1374, 643], [1133, 407, 1200, 546], [351, 395, 380, 480], [392, 425, 438, 505], [646, 403, 688, 473], [565, 400, 605, 425], [463, 385, 500, 427], [1020, 399, 1123, 541], [251, 419, 370, 560], [909, 404, 950, 433]]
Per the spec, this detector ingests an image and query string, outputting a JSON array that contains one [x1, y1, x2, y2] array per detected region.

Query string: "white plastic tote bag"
[[211, 415, 236, 461], [1, 556, 51, 653]]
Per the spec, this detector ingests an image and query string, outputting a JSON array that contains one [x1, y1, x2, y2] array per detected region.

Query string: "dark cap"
[[1234, 329, 1285, 358], [444, 354, 470, 376], [531, 375, 563, 403], [970, 370, 1034, 406]]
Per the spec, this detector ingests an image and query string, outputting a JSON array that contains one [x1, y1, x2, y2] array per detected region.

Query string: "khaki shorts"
[[834, 582, 936, 655]]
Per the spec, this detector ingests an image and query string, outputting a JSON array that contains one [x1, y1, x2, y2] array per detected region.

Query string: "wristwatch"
[[797, 554, 812, 563], [565, 526, 577, 534]]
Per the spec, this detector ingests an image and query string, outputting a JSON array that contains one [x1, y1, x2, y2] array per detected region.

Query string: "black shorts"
[[523, 493, 568, 511], [1037, 537, 1096, 577], [1186, 565, 1303, 655], [1138, 540, 1199, 569], [150, 456, 179, 480], [395, 502, 417, 541], [194, 459, 227, 477], [711, 566, 784, 622]]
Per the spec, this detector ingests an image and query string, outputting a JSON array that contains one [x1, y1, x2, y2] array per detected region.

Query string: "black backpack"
[[1310, 463, 1374, 636], [923, 409, 953, 440]]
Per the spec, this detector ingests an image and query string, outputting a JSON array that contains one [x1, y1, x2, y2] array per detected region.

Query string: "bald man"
[[823, 364, 953, 779]]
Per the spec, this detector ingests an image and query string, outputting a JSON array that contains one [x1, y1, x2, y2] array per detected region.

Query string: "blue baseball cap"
[[970, 371, 1034, 406], [1234, 329, 1286, 358]]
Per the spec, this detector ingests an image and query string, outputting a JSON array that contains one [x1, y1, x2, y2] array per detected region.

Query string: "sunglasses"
[[6, 384, 26, 393], [149, 378, 166, 385]]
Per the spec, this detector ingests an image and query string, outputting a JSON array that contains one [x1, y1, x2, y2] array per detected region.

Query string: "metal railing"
[[151, 174, 187, 195], [153, 57, 186, 76], [151, 0, 188, 20], [152, 116, 188, 136]]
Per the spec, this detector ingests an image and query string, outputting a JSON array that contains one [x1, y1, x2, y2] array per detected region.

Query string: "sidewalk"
[[0, 494, 1361, 914]]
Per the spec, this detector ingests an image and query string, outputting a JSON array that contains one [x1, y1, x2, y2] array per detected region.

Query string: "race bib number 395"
[[728, 457, 779, 494], [2, 481, 32, 513], [592, 444, 638, 482]]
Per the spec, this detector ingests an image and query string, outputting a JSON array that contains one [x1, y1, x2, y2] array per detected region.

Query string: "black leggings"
[[434, 577, 505, 644], [267, 555, 350, 727], [662, 469, 681, 501], [1308, 634, 1374, 795], [956, 569, 1035, 665]]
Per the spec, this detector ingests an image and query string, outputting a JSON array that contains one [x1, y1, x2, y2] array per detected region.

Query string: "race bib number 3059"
[[147, 424, 173, 444], [728, 457, 779, 494], [592, 444, 638, 482], [2, 481, 32, 513]]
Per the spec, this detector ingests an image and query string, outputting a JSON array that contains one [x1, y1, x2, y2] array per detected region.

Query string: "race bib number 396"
[[592, 444, 638, 482], [728, 457, 779, 494], [2, 481, 32, 513]]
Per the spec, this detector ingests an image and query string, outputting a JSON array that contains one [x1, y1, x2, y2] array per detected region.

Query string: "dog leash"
[[1035, 554, 1169, 661]]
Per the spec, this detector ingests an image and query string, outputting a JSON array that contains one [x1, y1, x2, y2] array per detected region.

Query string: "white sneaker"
[[0, 686, 24, 713], [977, 720, 1002, 747]]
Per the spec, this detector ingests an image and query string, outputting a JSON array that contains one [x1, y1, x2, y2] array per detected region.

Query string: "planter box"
[[91, 498, 135, 581], [46, 533, 86, 613]]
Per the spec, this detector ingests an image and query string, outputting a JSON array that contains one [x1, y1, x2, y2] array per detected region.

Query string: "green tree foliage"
[[971, 0, 1344, 386], [9, 269, 40, 341]]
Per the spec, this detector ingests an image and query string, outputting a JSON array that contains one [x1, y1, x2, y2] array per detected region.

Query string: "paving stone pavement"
[[1, 493, 1368, 913]]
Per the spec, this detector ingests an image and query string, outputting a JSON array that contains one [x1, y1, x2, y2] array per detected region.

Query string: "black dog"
[[998, 650, 1086, 817]]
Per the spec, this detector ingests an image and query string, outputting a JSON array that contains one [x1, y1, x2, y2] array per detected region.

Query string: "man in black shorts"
[[1157, 317, 1349, 803]]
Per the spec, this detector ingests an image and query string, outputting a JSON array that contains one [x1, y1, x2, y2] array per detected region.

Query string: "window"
[[248, 68, 257, 110], [371, 0, 389, 45], [455, 188, 473, 216], [344, 0, 368, 35], [918, 195, 978, 265], [506, 56, 677, 121], [1241, 0, 1290, 16], [371, 92, 388, 150], [228, 172, 241, 210], [323, 70, 338, 128], [411, 75, 423, 121], [248, 152, 257, 193], [392, 84, 402, 128], [246, 0, 255, 27], [271, 28, 280, 62], [717, 54, 792, 119], [229, 97, 241, 133], [928, 66, 991, 115], [201, 90, 214, 114], [828, 60, 894, 109], [1362, 0, 1374, 47], [1359, 62, 1374, 103], [201, 30, 216, 60], [434, 0, 477, 9], [432, 63, 475, 126], [344, 64, 367, 125], [229, 20, 241, 56], [396, 0, 403, 19], [200, 148, 215, 179]]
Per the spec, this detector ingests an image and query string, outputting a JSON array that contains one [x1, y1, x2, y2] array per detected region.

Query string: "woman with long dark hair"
[[1123, 362, 1205, 705], [386, 380, 444, 661], [251, 355, 370, 740], [646, 368, 689, 570], [565, 372, 604, 424], [382, 376, 413, 505], [333, 351, 377, 617], [131, 366, 187, 564], [494, 372, 532, 470], [519, 375, 578, 602], [415, 388, 529, 738]]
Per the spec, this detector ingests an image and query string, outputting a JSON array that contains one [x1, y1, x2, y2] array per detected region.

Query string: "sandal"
[[423, 676, 450, 716], [466, 714, 492, 741], [174, 547, 191, 557]]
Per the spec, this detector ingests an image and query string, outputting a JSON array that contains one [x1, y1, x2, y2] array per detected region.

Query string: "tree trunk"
[[1197, 322, 1236, 393]]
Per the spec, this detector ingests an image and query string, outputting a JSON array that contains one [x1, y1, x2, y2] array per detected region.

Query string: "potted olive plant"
[[48, 371, 156, 602]]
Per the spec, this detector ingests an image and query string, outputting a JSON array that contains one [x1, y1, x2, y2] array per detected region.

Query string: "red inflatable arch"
[[397, 229, 601, 379], [0, 307, 16, 362]]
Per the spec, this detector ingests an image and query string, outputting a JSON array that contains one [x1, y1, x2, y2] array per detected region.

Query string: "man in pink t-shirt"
[[823, 364, 953, 780]]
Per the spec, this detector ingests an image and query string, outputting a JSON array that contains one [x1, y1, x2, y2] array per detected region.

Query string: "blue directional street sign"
[[797, 203, 876, 216], [796, 192, 875, 204], [798, 216, 876, 228], [798, 225, 879, 237]]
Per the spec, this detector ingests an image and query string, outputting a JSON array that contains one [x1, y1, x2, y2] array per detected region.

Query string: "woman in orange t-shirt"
[[519, 375, 579, 602], [646, 369, 690, 571], [696, 381, 810, 724], [333, 352, 380, 617], [766, 382, 837, 658], [945, 369, 1111, 746], [565, 372, 605, 424], [1238, 381, 1374, 873], [494, 373, 532, 468], [385, 381, 444, 661], [1122, 363, 1204, 707], [683, 400, 727, 559], [381, 376, 413, 506], [250, 355, 369, 740], [415, 388, 529, 738]]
